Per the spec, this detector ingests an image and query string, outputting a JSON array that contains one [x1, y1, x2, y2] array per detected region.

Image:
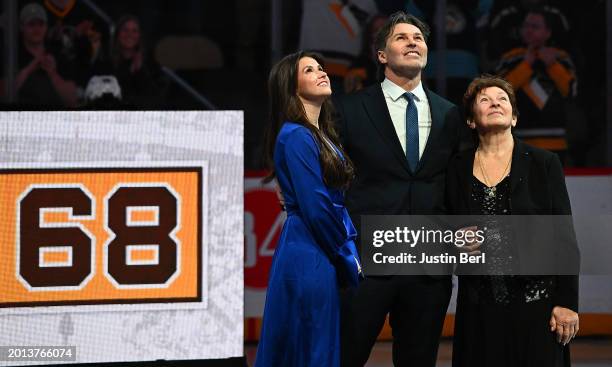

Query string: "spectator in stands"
[[40, 0, 108, 86], [16, 3, 77, 108], [486, 0, 572, 62], [110, 15, 163, 108], [299, 0, 378, 94], [495, 8, 577, 131]]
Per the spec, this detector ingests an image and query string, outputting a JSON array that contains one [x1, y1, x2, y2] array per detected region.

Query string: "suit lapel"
[[510, 138, 531, 192], [457, 148, 476, 213], [362, 85, 412, 173], [416, 88, 444, 173]]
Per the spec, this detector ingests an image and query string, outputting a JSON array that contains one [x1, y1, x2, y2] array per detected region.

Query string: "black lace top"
[[470, 174, 553, 305]]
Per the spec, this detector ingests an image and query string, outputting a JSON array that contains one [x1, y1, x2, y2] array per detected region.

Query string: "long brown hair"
[[112, 15, 144, 69], [264, 51, 354, 189]]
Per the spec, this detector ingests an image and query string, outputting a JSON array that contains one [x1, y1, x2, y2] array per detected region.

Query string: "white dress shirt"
[[381, 78, 432, 159]]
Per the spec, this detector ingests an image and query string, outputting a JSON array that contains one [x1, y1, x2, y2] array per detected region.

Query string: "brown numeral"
[[19, 187, 93, 288], [106, 186, 178, 285]]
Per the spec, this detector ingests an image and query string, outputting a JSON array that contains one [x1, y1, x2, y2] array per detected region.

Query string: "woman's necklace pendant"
[[485, 186, 496, 198]]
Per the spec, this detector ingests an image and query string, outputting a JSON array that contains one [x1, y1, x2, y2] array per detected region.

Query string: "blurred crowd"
[[0, 0, 607, 167], [293, 0, 605, 167], [1, 0, 208, 109], [10, 2, 164, 109]]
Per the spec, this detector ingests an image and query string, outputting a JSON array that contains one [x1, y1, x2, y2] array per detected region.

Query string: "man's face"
[[520, 13, 550, 48], [21, 19, 47, 45], [378, 22, 428, 79]]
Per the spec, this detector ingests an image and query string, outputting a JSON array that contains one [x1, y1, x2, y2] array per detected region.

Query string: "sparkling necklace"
[[477, 148, 512, 198]]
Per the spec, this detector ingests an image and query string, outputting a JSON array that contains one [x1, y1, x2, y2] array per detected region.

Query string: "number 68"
[[17, 184, 180, 290]]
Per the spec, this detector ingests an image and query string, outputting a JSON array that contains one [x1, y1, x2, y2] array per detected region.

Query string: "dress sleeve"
[[547, 154, 580, 311], [284, 127, 362, 285]]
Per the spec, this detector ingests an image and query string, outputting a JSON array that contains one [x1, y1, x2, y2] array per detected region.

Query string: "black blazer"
[[445, 138, 580, 311], [334, 83, 470, 230]]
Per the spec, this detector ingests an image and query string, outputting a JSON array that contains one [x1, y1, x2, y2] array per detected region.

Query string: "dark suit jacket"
[[334, 83, 469, 227], [445, 138, 580, 311], [334, 83, 470, 277]]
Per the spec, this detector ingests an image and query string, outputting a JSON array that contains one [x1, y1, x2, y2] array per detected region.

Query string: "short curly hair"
[[463, 74, 519, 123]]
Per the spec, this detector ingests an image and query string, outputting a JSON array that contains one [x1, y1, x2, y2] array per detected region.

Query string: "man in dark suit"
[[334, 11, 470, 366]]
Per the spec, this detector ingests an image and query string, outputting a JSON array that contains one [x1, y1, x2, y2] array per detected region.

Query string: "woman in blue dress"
[[255, 51, 362, 367]]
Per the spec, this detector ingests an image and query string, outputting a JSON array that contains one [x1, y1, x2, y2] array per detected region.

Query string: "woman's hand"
[[337, 241, 363, 289], [550, 306, 579, 345], [456, 226, 482, 255]]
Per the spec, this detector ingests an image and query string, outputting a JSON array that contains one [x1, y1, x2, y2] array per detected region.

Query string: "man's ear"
[[377, 50, 387, 65]]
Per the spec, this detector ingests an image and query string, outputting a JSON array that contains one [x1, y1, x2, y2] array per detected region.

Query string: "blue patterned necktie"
[[404, 92, 419, 172]]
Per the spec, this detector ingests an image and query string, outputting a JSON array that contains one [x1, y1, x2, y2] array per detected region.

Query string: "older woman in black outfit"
[[446, 75, 580, 367]]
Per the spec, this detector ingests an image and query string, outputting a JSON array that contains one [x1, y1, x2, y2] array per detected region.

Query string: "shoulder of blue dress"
[[279, 121, 308, 136], [281, 121, 303, 130], [280, 122, 317, 143]]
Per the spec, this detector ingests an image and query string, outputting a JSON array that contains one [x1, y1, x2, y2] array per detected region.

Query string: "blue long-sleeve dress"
[[255, 122, 361, 367]]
